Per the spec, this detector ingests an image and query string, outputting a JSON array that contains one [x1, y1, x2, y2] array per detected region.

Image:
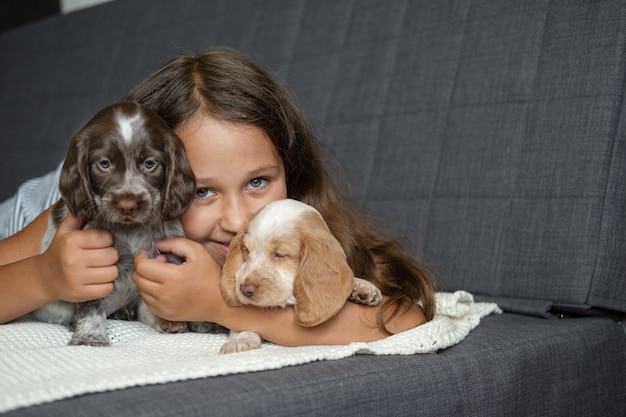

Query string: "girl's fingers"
[[155, 237, 196, 260], [133, 251, 174, 285], [82, 247, 119, 268], [58, 214, 115, 249], [86, 265, 119, 284], [84, 281, 116, 300]]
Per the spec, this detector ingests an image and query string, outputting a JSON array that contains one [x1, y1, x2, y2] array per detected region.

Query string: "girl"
[[0, 48, 437, 345]]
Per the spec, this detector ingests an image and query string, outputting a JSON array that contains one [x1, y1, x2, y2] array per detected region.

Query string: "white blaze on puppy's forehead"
[[252, 199, 320, 238], [116, 110, 144, 143]]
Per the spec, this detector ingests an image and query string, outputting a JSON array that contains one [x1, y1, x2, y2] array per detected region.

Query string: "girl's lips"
[[205, 240, 231, 266], [212, 240, 231, 255]]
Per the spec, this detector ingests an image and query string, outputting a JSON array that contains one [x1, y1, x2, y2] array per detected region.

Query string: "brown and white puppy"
[[28, 101, 196, 346], [219, 198, 382, 353]]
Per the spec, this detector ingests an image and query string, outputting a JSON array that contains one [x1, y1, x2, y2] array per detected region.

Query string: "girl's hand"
[[132, 237, 223, 322], [36, 214, 118, 303]]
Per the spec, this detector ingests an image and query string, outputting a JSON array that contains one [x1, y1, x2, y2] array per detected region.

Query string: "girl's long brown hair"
[[125, 47, 438, 331]]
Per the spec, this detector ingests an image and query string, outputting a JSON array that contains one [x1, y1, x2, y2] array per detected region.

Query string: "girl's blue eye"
[[248, 178, 267, 189], [196, 188, 214, 198]]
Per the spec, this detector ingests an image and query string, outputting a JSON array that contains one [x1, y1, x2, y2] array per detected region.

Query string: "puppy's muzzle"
[[108, 193, 150, 223], [117, 197, 140, 213], [240, 283, 258, 298]]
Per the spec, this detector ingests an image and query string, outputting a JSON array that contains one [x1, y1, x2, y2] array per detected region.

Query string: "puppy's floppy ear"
[[220, 227, 248, 306], [293, 212, 354, 327], [162, 131, 196, 221], [59, 127, 95, 219]]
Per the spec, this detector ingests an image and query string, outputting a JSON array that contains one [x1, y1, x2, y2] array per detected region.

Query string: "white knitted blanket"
[[0, 291, 500, 413]]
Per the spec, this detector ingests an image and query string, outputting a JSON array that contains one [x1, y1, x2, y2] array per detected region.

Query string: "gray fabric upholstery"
[[1, 0, 625, 415], [1, 0, 624, 316], [5, 314, 625, 417]]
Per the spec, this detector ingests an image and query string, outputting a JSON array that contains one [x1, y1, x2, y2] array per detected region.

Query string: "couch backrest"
[[1, 0, 624, 316]]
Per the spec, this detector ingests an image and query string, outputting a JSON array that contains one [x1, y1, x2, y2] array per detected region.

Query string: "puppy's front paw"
[[156, 319, 189, 334], [350, 277, 382, 306], [69, 333, 110, 347], [219, 331, 262, 354], [70, 300, 109, 346]]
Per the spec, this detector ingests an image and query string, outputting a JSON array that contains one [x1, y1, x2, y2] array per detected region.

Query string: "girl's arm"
[[0, 210, 55, 323], [212, 294, 424, 346], [133, 237, 426, 346], [0, 209, 119, 324]]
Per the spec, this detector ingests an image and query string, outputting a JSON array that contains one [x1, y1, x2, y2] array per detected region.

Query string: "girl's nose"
[[220, 195, 248, 233]]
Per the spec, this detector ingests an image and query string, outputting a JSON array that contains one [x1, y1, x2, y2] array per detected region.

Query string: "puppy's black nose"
[[240, 283, 258, 298]]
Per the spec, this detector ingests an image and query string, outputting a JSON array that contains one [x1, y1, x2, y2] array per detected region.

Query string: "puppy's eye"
[[98, 158, 112, 170], [143, 158, 158, 172], [274, 252, 287, 260]]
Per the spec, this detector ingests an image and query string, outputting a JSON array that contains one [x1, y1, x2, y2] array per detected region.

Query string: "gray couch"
[[1, 0, 624, 415]]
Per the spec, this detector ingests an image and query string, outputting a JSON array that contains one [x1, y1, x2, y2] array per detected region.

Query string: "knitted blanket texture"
[[0, 291, 500, 413]]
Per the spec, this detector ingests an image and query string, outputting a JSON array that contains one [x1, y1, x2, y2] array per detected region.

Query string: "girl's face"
[[176, 113, 288, 265]]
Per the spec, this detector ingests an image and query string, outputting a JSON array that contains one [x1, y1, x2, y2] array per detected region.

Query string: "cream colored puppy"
[[219, 199, 382, 353]]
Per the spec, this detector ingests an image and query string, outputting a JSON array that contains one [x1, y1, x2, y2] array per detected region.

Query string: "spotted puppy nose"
[[240, 283, 258, 298]]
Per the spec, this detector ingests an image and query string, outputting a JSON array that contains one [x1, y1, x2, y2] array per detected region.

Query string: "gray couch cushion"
[[0, 1, 625, 416], [319, 0, 626, 316], [4, 314, 624, 417], [0, 1, 624, 317]]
